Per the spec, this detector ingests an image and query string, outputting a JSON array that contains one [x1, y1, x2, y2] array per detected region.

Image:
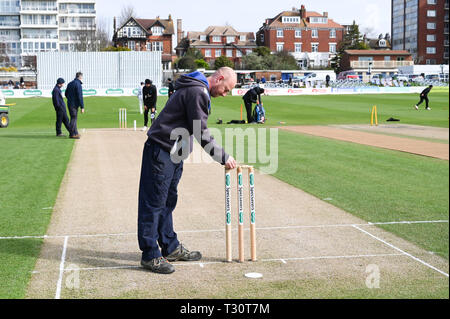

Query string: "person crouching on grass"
[[138, 67, 237, 274], [415, 85, 433, 111]]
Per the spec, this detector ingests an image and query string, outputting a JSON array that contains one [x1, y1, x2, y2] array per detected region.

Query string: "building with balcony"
[[0, 0, 96, 67], [175, 25, 256, 67], [391, 0, 448, 65], [341, 49, 413, 77], [113, 16, 175, 70], [256, 4, 345, 68]]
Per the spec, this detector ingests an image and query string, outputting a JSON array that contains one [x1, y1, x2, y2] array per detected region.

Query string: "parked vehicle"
[[337, 70, 359, 80]]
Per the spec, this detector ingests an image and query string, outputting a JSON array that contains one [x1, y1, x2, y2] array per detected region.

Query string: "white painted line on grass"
[[59, 253, 403, 273], [55, 236, 69, 299], [2, 220, 448, 240], [353, 225, 449, 278]]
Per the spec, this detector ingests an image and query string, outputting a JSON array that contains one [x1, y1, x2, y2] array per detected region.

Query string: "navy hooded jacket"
[[147, 71, 228, 165], [52, 85, 66, 110], [65, 78, 84, 109]]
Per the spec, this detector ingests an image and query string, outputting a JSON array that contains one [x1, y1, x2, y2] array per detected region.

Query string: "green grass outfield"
[[0, 91, 448, 298]]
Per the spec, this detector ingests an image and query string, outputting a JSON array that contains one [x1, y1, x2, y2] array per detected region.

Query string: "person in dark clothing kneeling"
[[51, 78, 71, 137]]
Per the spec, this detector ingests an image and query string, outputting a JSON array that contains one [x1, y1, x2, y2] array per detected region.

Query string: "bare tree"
[[73, 18, 112, 52], [118, 5, 137, 26]]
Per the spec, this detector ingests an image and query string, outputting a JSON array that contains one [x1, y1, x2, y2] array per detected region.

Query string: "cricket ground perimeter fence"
[[36, 51, 162, 90]]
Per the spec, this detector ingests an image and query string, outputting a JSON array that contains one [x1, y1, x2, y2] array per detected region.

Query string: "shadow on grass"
[[0, 134, 69, 140]]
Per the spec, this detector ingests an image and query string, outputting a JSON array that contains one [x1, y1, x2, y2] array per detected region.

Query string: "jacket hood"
[[175, 71, 209, 91]]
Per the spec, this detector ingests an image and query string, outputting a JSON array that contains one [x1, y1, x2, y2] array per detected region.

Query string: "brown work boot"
[[165, 243, 202, 262], [69, 134, 80, 139]]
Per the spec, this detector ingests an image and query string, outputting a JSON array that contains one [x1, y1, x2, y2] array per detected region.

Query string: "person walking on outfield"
[[137, 82, 144, 114], [138, 67, 237, 274], [167, 78, 175, 99], [142, 79, 157, 130], [242, 86, 264, 123], [52, 78, 71, 137], [415, 85, 433, 110], [65, 72, 85, 139]]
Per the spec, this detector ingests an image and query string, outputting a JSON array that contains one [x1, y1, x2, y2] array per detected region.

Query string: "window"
[[236, 50, 242, 57], [152, 42, 163, 51], [384, 56, 391, 61], [427, 0, 436, 4], [205, 49, 211, 57], [213, 36, 221, 42], [246, 49, 253, 54], [260, 33, 264, 42], [295, 29, 302, 38], [128, 41, 135, 50], [146, 42, 151, 50], [151, 27, 163, 35], [215, 49, 221, 57], [426, 59, 436, 64], [426, 47, 436, 54], [200, 35, 207, 41], [311, 29, 318, 38], [427, 22, 436, 29], [226, 49, 233, 57], [329, 43, 336, 53], [276, 42, 284, 52], [282, 16, 300, 23], [311, 43, 319, 52], [240, 35, 246, 41], [379, 39, 387, 47], [427, 34, 436, 41], [310, 17, 328, 24], [427, 10, 436, 17], [295, 43, 302, 52], [277, 29, 284, 38], [330, 29, 336, 38], [226, 36, 235, 43]]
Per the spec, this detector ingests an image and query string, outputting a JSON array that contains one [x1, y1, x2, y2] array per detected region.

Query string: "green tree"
[[101, 46, 131, 51], [331, 21, 369, 73], [195, 59, 209, 69], [254, 46, 271, 57], [185, 48, 204, 60], [271, 51, 299, 70], [214, 56, 234, 69], [176, 55, 196, 70]]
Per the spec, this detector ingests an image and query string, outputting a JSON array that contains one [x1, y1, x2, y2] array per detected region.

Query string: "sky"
[[96, 0, 391, 39]]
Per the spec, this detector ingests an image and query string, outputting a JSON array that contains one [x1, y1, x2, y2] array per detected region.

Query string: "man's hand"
[[144, 106, 148, 111], [81, 108, 85, 114], [225, 156, 237, 170]]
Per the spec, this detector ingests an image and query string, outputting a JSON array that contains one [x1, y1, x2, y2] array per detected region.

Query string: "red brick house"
[[176, 26, 257, 66], [341, 50, 413, 77], [113, 16, 175, 69], [256, 4, 345, 68]]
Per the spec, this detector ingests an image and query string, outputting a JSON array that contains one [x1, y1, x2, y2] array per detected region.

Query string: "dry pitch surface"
[[25, 129, 448, 299]]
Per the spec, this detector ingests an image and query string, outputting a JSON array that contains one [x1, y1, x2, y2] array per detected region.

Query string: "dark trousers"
[[55, 106, 71, 135], [417, 96, 429, 108], [243, 98, 254, 123], [68, 106, 79, 136], [138, 140, 182, 261], [144, 106, 156, 127]]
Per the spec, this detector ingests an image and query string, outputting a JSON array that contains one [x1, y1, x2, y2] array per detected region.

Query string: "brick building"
[[176, 26, 257, 66], [113, 16, 175, 69], [391, 0, 449, 65], [341, 49, 413, 77], [256, 4, 345, 68]]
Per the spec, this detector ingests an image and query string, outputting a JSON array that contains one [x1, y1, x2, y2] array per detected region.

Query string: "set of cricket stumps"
[[225, 165, 257, 263]]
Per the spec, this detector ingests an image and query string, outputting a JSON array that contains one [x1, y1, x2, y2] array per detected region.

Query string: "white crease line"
[[2, 220, 448, 240], [57, 253, 403, 273], [55, 236, 69, 299], [353, 225, 449, 278]]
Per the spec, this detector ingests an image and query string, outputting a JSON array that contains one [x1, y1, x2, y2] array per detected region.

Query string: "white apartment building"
[[0, 0, 96, 67]]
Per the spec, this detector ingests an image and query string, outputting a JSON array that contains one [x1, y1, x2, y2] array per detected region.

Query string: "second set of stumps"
[[225, 166, 257, 263]]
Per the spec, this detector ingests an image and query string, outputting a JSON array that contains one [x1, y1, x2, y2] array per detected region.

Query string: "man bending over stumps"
[[138, 67, 237, 274], [415, 85, 433, 111]]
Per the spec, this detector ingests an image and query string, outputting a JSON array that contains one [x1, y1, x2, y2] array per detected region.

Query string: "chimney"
[[177, 19, 184, 44], [113, 16, 117, 33], [300, 5, 306, 19], [169, 14, 172, 20], [323, 12, 328, 17]]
